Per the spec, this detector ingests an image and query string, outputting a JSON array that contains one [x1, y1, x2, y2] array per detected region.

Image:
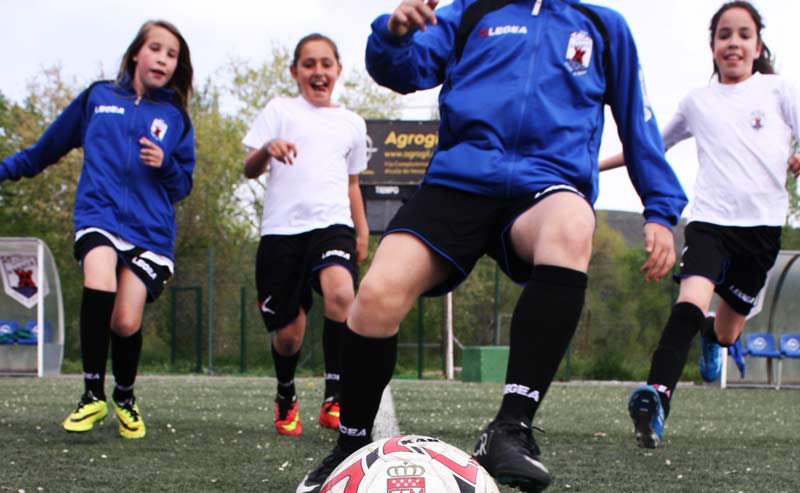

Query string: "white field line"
[[372, 384, 400, 440]]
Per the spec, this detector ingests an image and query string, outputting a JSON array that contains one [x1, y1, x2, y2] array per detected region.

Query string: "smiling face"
[[132, 25, 180, 95], [711, 6, 762, 84], [290, 38, 342, 107]]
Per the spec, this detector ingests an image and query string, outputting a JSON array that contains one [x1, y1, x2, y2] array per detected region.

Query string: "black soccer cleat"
[[296, 444, 352, 493], [473, 419, 552, 492]]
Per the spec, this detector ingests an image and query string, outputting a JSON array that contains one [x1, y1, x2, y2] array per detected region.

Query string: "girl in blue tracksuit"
[[298, 1, 687, 492], [0, 20, 195, 439]]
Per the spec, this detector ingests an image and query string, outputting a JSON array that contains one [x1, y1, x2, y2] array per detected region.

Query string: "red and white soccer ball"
[[320, 434, 499, 493]]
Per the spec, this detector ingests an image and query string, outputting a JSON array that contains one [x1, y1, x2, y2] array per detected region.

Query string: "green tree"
[[781, 138, 800, 249], [0, 67, 85, 356]]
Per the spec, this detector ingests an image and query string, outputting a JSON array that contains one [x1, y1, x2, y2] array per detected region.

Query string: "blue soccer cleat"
[[699, 336, 722, 382], [728, 338, 746, 378], [628, 385, 665, 449]]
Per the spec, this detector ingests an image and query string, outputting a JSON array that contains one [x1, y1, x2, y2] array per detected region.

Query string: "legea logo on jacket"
[[564, 31, 593, 76], [150, 118, 168, 141], [479, 25, 528, 37], [94, 105, 125, 115]]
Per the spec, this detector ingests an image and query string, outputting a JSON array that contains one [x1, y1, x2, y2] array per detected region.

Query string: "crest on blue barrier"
[[0, 255, 49, 309]]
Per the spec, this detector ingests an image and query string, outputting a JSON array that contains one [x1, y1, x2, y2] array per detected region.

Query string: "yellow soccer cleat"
[[112, 398, 146, 439], [63, 391, 108, 432]]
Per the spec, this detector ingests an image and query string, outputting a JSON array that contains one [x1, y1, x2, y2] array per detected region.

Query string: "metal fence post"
[[240, 286, 247, 373], [417, 297, 424, 379], [195, 287, 202, 373], [207, 248, 214, 375]]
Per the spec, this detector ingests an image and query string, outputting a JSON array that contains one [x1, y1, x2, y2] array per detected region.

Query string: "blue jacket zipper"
[[508, 0, 546, 197]]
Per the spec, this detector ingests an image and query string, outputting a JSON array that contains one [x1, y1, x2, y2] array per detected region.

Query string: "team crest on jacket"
[[150, 118, 168, 141], [565, 31, 593, 75], [750, 110, 765, 130]]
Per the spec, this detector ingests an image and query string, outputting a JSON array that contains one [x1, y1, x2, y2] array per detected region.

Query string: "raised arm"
[[0, 88, 87, 181], [365, 0, 461, 94]]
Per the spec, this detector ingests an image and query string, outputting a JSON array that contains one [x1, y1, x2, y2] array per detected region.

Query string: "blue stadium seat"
[[777, 334, 800, 389], [780, 334, 800, 358], [743, 332, 781, 388], [16, 320, 44, 345], [0, 320, 19, 345]]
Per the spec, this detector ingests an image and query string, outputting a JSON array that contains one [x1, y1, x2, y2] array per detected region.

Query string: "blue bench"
[[742, 332, 781, 388], [0, 320, 19, 345], [777, 334, 800, 389]]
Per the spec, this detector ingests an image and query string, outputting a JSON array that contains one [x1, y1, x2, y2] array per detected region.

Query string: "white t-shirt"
[[242, 96, 367, 235], [662, 73, 800, 227]]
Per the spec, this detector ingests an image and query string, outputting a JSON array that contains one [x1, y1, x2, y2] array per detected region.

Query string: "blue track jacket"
[[366, 0, 687, 227], [0, 79, 195, 260]]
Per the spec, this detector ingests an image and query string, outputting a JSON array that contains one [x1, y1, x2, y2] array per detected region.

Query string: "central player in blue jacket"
[[298, 1, 687, 492]]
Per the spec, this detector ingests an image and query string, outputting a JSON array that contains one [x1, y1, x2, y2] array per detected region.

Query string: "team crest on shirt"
[[750, 111, 765, 130], [564, 31, 593, 75], [150, 118, 168, 141]]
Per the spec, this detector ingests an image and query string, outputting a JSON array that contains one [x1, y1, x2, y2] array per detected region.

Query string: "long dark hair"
[[709, 1, 775, 80], [291, 33, 341, 68], [117, 20, 194, 109]]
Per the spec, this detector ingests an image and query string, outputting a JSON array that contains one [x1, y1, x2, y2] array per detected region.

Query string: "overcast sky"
[[2, 0, 799, 214]]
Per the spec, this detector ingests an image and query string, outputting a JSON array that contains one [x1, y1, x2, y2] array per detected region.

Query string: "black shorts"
[[677, 221, 781, 315], [255, 224, 358, 332], [74, 232, 172, 303], [385, 183, 590, 296]]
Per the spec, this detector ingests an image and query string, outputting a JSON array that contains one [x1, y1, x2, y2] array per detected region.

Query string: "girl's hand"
[[356, 233, 369, 265], [139, 137, 164, 168], [265, 139, 298, 165], [641, 222, 676, 281], [387, 0, 439, 36], [789, 153, 800, 178]]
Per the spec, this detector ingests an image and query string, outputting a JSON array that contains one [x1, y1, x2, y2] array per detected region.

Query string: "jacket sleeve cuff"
[[644, 216, 673, 230], [155, 156, 176, 176]]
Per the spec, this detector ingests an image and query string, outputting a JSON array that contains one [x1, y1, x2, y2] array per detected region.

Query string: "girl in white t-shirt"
[[602, 1, 800, 449], [241, 33, 369, 437]]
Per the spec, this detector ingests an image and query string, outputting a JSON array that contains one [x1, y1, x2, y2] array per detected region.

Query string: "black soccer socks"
[[322, 317, 345, 399], [271, 342, 300, 401], [337, 325, 397, 451], [647, 301, 706, 416], [80, 287, 115, 399], [497, 265, 587, 425], [111, 329, 142, 402]]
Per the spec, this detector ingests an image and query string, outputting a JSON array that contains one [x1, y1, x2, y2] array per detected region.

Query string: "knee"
[[349, 279, 406, 336], [110, 315, 141, 337], [323, 284, 355, 317], [354, 279, 393, 314], [717, 333, 738, 347], [273, 321, 304, 354], [536, 219, 594, 267]]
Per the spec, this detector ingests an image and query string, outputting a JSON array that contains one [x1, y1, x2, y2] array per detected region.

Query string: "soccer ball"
[[320, 434, 499, 493]]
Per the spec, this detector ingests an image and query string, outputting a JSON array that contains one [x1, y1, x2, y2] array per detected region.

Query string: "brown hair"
[[709, 1, 775, 80], [117, 20, 194, 109], [291, 33, 341, 68]]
